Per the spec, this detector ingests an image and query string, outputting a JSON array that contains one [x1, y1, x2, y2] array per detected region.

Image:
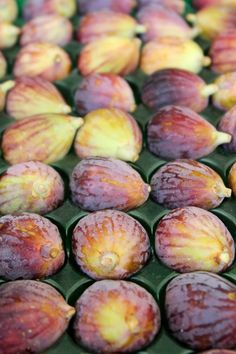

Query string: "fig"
[[0, 51, 7, 79], [141, 37, 211, 75], [74, 108, 142, 162], [138, 0, 185, 13], [165, 272, 236, 350], [78, 36, 141, 76], [13, 42, 72, 82], [77, 0, 137, 14], [0, 23, 20, 49], [70, 157, 149, 211], [147, 105, 231, 160], [193, 0, 236, 9], [2, 114, 83, 165], [210, 30, 236, 74], [24, 0, 77, 19], [6, 76, 71, 120], [0, 213, 65, 279], [201, 351, 236, 354], [74, 73, 136, 115], [0, 280, 75, 354], [20, 14, 73, 47], [0, 0, 18, 22], [73, 280, 160, 352], [0, 80, 15, 111], [213, 72, 236, 111], [155, 207, 234, 273], [0, 161, 64, 215], [228, 162, 236, 197], [218, 106, 236, 153], [141, 69, 218, 113], [151, 160, 231, 210], [72, 210, 150, 279]]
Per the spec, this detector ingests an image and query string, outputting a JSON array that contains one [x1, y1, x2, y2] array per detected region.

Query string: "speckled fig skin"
[[141, 69, 218, 113], [74, 74, 136, 115], [0, 161, 64, 215], [6, 76, 71, 120], [213, 72, 236, 111], [0, 0, 18, 22], [24, 0, 77, 19], [151, 160, 231, 210], [73, 280, 160, 353], [72, 210, 150, 279], [20, 14, 73, 46], [0, 80, 15, 111], [70, 157, 149, 211], [2, 114, 83, 165], [77, 0, 136, 14], [201, 350, 236, 354], [210, 30, 236, 74], [0, 213, 65, 279], [165, 272, 236, 350], [78, 37, 141, 76], [138, 0, 184, 13], [193, 0, 236, 9], [147, 106, 232, 160], [228, 162, 236, 197], [13, 42, 72, 82], [74, 108, 142, 162], [0, 23, 20, 49], [0, 280, 75, 354], [0, 51, 7, 79], [155, 207, 235, 273], [218, 106, 236, 153]]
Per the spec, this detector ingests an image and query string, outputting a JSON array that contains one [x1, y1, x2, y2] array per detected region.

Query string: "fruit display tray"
[[1, 0, 236, 353]]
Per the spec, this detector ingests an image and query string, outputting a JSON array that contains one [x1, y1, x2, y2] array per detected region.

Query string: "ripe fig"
[[0, 280, 75, 354], [210, 30, 236, 74], [0, 0, 18, 22], [77, 0, 137, 14], [138, 0, 185, 13], [151, 160, 231, 209], [0, 161, 64, 215], [218, 106, 236, 153], [147, 105, 231, 160], [228, 162, 236, 196], [213, 72, 236, 111], [0, 213, 65, 279], [73, 280, 160, 352], [70, 157, 149, 211], [72, 210, 150, 279], [0, 23, 20, 49], [24, 0, 77, 19], [193, 0, 236, 9], [74, 73, 136, 115], [165, 272, 236, 350], [0, 80, 15, 111], [74, 108, 142, 162], [201, 351, 236, 354], [0, 51, 7, 79]]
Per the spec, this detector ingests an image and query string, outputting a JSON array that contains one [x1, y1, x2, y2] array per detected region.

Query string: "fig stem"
[[202, 56, 211, 67], [61, 104, 72, 114], [186, 13, 197, 24], [70, 117, 84, 129], [0, 80, 15, 93], [215, 131, 232, 146], [136, 24, 147, 34], [201, 84, 218, 97], [130, 103, 137, 112], [190, 26, 201, 38]]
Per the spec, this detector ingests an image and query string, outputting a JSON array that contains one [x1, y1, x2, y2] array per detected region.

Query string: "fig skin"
[[193, 0, 236, 9], [147, 105, 232, 160], [72, 210, 150, 279], [138, 0, 185, 13], [0, 213, 65, 280], [228, 162, 236, 197], [213, 72, 236, 111], [210, 30, 236, 74], [0, 280, 75, 354], [70, 157, 149, 211], [201, 351, 236, 354], [0, 23, 20, 49], [0, 161, 64, 215], [73, 280, 160, 353], [0, 80, 15, 111], [155, 207, 235, 273], [151, 160, 231, 210], [0, 51, 7, 79], [218, 106, 236, 153], [0, 0, 18, 22], [24, 0, 77, 19], [165, 272, 236, 350], [77, 0, 137, 14]]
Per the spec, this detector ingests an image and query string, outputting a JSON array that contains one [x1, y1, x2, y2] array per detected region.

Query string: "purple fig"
[[77, 0, 137, 14], [218, 106, 236, 152]]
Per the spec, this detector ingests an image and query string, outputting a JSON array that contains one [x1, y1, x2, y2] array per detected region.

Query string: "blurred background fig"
[[74, 73, 136, 115], [2, 114, 83, 165], [77, 0, 137, 14], [138, 0, 185, 13], [193, 0, 236, 9], [213, 72, 236, 111], [0, 23, 20, 49], [70, 157, 149, 211], [151, 160, 231, 209], [210, 30, 236, 73], [72, 210, 150, 279], [0, 161, 64, 215], [201, 350, 236, 354], [147, 105, 232, 160], [0, 0, 18, 22], [0, 80, 15, 111], [228, 162, 236, 196], [24, 0, 77, 19], [73, 280, 160, 353], [74, 108, 142, 162], [155, 207, 234, 273], [0, 51, 7, 79], [6, 76, 71, 120], [141, 69, 218, 113], [0, 280, 75, 354], [20, 14, 73, 47], [13, 42, 72, 82], [218, 106, 236, 152], [78, 36, 141, 76], [0, 213, 65, 279]]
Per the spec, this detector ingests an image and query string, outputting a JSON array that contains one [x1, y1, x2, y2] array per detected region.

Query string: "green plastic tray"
[[1, 1, 236, 353]]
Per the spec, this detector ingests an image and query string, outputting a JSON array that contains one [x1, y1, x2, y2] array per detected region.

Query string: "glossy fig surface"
[[210, 30, 236, 74], [24, 0, 76, 19], [213, 72, 236, 111], [218, 106, 236, 153], [77, 0, 136, 14]]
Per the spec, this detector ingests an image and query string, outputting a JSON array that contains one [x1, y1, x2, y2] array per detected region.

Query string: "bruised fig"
[[74, 280, 160, 353], [0, 23, 20, 49], [0, 213, 65, 279], [165, 272, 236, 350], [0, 280, 75, 354], [151, 160, 231, 210], [138, 0, 185, 13], [70, 157, 149, 211], [0, 0, 18, 22], [210, 30, 236, 74], [193, 0, 236, 9], [141, 69, 218, 113], [77, 0, 137, 14], [228, 162, 236, 197], [72, 210, 150, 279], [218, 106, 236, 153], [24, 0, 77, 19], [0, 80, 15, 111], [0, 51, 7, 79], [0, 161, 64, 215], [213, 72, 236, 111], [147, 106, 231, 160], [155, 207, 234, 273]]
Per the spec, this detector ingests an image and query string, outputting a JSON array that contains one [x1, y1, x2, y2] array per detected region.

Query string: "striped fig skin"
[[72, 210, 150, 279], [0, 51, 6, 79], [165, 272, 236, 350], [74, 280, 160, 353], [218, 106, 236, 152], [0, 213, 65, 279], [23, 0, 76, 19], [213, 72, 236, 111], [0, 80, 15, 111], [74, 74, 136, 115], [228, 162, 236, 197], [70, 157, 149, 211], [155, 207, 235, 273], [77, 0, 137, 14], [147, 106, 232, 160], [0, 0, 18, 22], [210, 30, 236, 74], [2, 114, 83, 165], [0, 23, 20, 49], [0, 161, 64, 215], [193, 0, 236, 9], [151, 160, 231, 210], [138, 0, 184, 13], [0, 280, 75, 354]]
